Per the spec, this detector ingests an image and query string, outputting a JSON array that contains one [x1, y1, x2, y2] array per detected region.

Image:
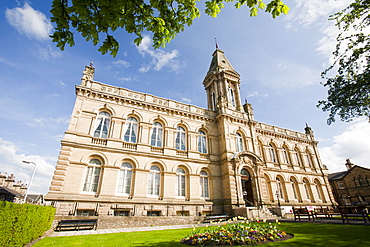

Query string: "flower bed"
[[180, 217, 292, 246]]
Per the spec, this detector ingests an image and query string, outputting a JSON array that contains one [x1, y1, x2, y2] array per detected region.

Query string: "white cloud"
[[137, 35, 184, 72], [0, 138, 56, 195], [319, 118, 370, 173], [284, 0, 353, 65], [113, 59, 130, 68], [5, 3, 52, 40], [31, 116, 70, 127], [0, 57, 16, 67], [181, 97, 192, 104], [34, 44, 62, 60], [59, 80, 66, 87]]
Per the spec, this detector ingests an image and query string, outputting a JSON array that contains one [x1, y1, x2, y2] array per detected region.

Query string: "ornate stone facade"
[[45, 49, 335, 219]]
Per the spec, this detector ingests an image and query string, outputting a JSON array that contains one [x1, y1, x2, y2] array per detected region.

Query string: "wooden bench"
[[202, 214, 229, 223], [337, 206, 370, 223], [313, 207, 334, 219], [293, 207, 315, 221], [55, 219, 98, 231]]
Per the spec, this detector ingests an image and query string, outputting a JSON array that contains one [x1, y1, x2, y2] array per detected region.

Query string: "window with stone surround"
[[235, 132, 244, 152], [83, 159, 102, 193], [93, 111, 111, 138], [175, 168, 186, 197], [197, 130, 207, 154], [175, 126, 186, 151], [123, 117, 138, 143], [117, 162, 133, 195], [151, 122, 163, 147], [147, 165, 161, 196], [268, 144, 277, 163], [200, 170, 210, 198]]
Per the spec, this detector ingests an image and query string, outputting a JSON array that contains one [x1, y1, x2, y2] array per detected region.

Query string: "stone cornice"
[[76, 82, 216, 122]]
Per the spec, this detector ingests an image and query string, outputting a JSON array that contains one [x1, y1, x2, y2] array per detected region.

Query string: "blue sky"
[[0, 0, 369, 195]]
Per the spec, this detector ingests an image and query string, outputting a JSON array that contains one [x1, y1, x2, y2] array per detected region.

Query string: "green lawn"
[[33, 222, 370, 247]]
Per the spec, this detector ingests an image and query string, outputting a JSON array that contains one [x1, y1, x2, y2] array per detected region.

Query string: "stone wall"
[[52, 216, 203, 230]]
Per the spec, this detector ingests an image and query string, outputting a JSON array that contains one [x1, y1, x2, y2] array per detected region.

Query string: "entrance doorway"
[[241, 168, 254, 206]]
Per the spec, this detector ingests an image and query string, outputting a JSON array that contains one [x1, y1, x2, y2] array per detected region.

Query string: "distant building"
[[45, 49, 335, 220], [0, 172, 26, 203], [328, 159, 370, 206]]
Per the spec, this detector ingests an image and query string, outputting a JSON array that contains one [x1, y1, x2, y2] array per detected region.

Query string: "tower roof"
[[207, 49, 240, 76]]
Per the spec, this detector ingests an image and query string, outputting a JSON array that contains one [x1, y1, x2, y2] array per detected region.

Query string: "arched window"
[[200, 170, 209, 198], [93, 112, 111, 138], [235, 133, 244, 152], [290, 178, 299, 200], [117, 162, 133, 195], [228, 86, 235, 107], [175, 126, 186, 151], [176, 168, 186, 197], [151, 122, 163, 147], [147, 165, 161, 196], [276, 177, 284, 200], [294, 149, 302, 167], [303, 179, 311, 201], [282, 147, 290, 165], [83, 159, 102, 193], [305, 152, 313, 168], [269, 144, 277, 163], [197, 130, 207, 154], [124, 117, 138, 143], [314, 180, 323, 201]]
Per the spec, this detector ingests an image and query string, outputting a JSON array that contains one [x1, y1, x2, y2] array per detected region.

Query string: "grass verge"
[[33, 222, 370, 247]]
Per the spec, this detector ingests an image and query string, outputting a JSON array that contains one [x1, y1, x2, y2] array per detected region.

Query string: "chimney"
[[4, 174, 15, 188], [345, 159, 354, 170], [0, 172, 6, 186]]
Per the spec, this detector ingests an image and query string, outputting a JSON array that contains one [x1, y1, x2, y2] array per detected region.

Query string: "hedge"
[[0, 201, 55, 247]]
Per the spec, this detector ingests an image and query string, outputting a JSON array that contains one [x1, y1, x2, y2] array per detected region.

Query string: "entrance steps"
[[233, 207, 281, 220]]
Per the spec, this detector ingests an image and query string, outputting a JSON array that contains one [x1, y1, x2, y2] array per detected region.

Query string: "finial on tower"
[[215, 38, 218, 49]]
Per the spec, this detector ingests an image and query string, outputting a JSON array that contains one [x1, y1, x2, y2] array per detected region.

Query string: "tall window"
[[93, 112, 111, 138], [176, 168, 186, 197], [117, 162, 133, 195], [276, 177, 284, 200], [151, 122, 163, 147], [282, 147, 290, 164], [228, 86, 235, 107], [175, 126, 186, 151], [147, 165, 161, 196], [303, 180, 311, 201], [290, 178, 298, 200], [235, 133, 244, 152], [197, 131, 207, 154], [314, 180, 322, 201], [294, 149, 302, 167], [83, 159, 102, 193], [269, 144, 277, 163], [124, 117, 138, 143], [306, 152, 313, 167], [211, 91, 217, 110], [200, 171, 209, 198]]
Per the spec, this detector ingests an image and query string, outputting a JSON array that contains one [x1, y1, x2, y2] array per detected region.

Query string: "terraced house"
[[45, 49, 335, 222]]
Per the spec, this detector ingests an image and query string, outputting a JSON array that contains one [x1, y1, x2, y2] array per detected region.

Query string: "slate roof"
[[0, 186, 22, 197], [328, 171, 348, 180]]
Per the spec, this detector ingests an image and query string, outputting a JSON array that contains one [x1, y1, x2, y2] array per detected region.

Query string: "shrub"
[[0, 201, 55, 247]]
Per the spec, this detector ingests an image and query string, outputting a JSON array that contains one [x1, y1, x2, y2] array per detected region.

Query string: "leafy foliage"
[[0, 201, 55, 246], [318, 0, 370, 124], [50, 0, 289, 57]]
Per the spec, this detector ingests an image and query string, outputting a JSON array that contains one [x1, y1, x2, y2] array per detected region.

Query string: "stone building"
[[0, 172, 27, 203], [328, 159, 370, 206], [45, 49, 335, 220]]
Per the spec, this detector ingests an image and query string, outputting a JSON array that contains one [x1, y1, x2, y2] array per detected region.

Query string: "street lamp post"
[[22, 160, 37, 203]]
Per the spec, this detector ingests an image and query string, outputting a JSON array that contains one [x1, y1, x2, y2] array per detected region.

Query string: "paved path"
[[48, 218, 370, 237]]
